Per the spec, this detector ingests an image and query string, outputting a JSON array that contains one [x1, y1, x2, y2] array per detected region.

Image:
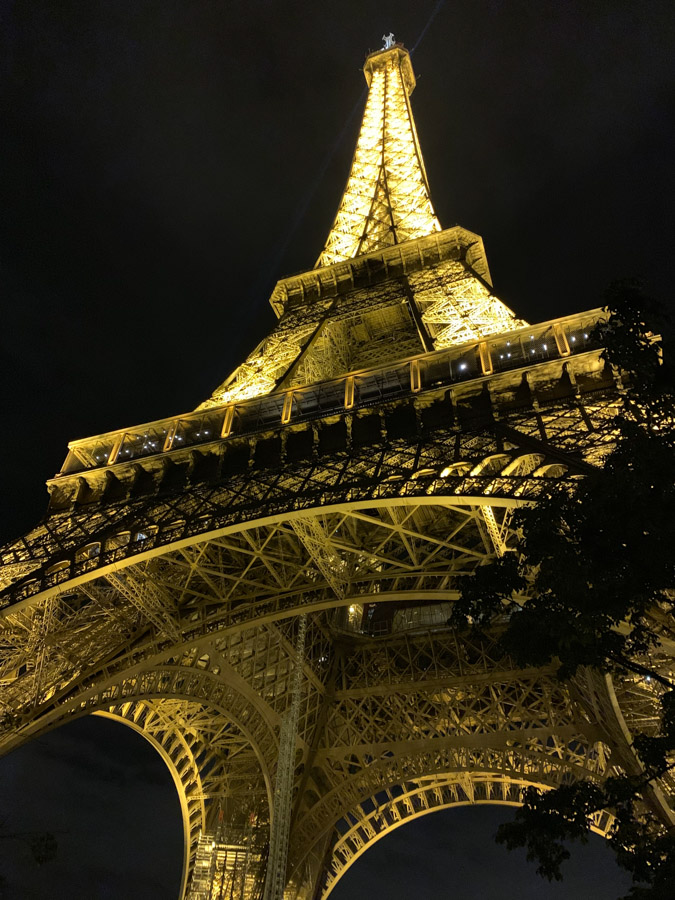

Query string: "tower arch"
[[312, 773, 615, 899], [94, 704, 207, 900]]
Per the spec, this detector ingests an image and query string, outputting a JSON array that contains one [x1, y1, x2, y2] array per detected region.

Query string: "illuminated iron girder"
[[317, 45, 440, 267], [264, 614, 307, 900], [409, 260, 526, 347], [200, 46, 524, 411], [188, 828, 265, 900], [1, 37, 673, 900]]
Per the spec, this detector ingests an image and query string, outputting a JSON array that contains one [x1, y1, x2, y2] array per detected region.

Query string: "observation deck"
[[56, 307, 604, 485]]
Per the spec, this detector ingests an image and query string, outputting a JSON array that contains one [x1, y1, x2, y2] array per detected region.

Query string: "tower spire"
[[316, 40, 441, 268]]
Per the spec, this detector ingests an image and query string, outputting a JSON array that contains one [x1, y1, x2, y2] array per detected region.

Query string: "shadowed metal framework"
[[1, 40, 673, 899]]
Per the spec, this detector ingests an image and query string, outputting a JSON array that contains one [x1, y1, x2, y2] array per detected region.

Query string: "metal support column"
[[263, 614, 308, 900]]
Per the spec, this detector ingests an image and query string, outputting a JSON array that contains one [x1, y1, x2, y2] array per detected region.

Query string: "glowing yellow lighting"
[[317, 46, 440, 267], [198, 43, 526, 413]]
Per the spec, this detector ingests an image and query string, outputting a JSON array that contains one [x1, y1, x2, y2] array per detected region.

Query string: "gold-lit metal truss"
[[0, 501, 516, 725], [97, 699, 268, 900], [317, 45, 440, 268], [188, 824, 265, 900], [199, 235, 528, 411], [2, 37, 673, 900], [199, 46, 527, 412], [0, 532, 624, 900], [410, 260, 526, 347], [199, 256, 527, 409], [204, 321, 321, 408], [1, 359, 621, 601], [309, 773, 615, 899], [1, 445, 672, 898]]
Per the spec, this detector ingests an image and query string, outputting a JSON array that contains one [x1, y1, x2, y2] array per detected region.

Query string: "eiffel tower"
[[0, 39, 655, 899]]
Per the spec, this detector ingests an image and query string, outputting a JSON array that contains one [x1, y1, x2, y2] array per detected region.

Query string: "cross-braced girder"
[[282, 626, 616, 895], [410, 259, 526, 346], [97, 698, 268, 899], [0, 501, 504, 738], [2, 31, 670, 900], [317, 45, 440, 268], [0, 414, 665, 899], [0, 374, 640, 900], [310, 772, 615, 899], [1, 382, 622, 610]]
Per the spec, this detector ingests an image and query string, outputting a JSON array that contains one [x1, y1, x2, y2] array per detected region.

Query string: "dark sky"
[[0, 0, 673, 896]]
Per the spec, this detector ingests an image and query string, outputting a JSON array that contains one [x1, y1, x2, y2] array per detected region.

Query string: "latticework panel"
[[317, 46, 440, 268], [2, 23, 667, 899], [0, 375, 622, 596], [410, 260, 527, 346], [0, 342, 648, 899], [199, 301, 333, 409], [0, 493, 668, 899], [285, 627, 616, 896], [310, 773, 615, 898]]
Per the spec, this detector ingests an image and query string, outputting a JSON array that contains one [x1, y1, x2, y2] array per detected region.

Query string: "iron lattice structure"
[[1, 42, 673, 899]]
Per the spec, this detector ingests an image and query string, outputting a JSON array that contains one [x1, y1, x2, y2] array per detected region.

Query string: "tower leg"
[[186, 812, 267, 900], [263, 615, 308, 900]]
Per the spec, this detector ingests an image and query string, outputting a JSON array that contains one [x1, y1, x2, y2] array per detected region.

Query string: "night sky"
[[1, 1, 673, 897]]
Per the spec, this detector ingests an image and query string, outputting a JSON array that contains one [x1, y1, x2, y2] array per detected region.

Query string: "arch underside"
[[314, 771, 614, 899], [0, 408, 617, 744], [308, 665, 675, 900], [6, 688, 274, 899], [0, 490, 530, 736], [96, 701, 210, 900], [285, 658, 616, 898], [0, 427, 662, 898]]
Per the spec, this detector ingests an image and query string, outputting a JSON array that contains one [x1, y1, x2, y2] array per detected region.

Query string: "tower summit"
[[317, 41, 441, 267]]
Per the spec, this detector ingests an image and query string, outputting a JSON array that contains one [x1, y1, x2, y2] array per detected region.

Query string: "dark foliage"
[[451, 281, 675, 898], [0, 825, 57, 892]]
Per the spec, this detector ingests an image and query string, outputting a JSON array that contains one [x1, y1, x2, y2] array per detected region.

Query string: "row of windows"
[[61, 315, 602, 477]]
